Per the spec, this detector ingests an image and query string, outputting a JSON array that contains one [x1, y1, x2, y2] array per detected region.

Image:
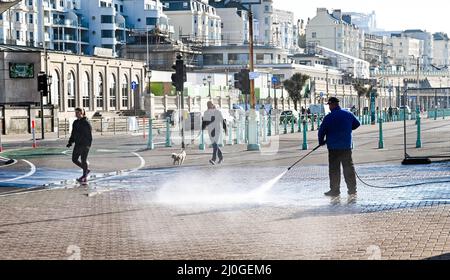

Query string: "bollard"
[[56, 118, 60, 139], [113, 117, 116, 135], [236, 120, 240, 144], [302, 120, 308, 150], [311, 115, 315, 131], [32, 120, 37, 148], [147, 118, 154, 150], [443, 109, 446, 120], [65, 118, 68, 138], [291, 117, 295, 134], [378, 118, 384, 149], [100, 118, 103, 136], [165, 117, 172, 147], [298, 115, 302, 133], [283, 117, 287, 134], [263, 117, 268, 143], [268, 114, 272, 136], [416, 115, 422, 148], [245, 118, 249, 143], [228, 121, 233, 145], [199, 128, 205, 150], [143, 117, 146, 139]]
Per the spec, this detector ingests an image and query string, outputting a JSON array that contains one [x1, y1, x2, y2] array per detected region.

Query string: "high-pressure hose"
[[286, 146, 450, 189]]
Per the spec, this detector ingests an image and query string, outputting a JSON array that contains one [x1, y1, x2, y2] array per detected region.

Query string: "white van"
[[308, 104, 330, 115]]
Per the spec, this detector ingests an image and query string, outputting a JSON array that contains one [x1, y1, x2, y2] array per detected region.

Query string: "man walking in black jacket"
[[67, 108, 93, 183]]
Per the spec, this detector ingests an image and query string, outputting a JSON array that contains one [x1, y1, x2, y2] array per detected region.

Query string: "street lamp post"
[[145, 64, 154, 150]]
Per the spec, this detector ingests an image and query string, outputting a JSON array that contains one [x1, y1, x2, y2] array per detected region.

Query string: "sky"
[[273, 0, 450, 34]]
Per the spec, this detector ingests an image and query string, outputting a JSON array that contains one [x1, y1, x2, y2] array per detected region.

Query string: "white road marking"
[[0, 160, 36, 182]]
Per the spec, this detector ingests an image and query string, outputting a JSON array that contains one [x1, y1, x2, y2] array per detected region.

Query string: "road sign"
[[249, 72, 260, 80], [320, 92, 324, 98], [272, 76, 279, 84], [131, 81, 137, 90]]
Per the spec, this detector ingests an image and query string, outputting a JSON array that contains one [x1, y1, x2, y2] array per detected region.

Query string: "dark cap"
[[327, 97, 340, 104]]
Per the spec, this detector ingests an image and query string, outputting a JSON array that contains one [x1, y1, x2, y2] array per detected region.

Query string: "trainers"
[[76, 176, 85, 183], [209, 160, 216, 165], [324, 190, 341, 197], [218, 158, 224, 164], [84, 169, 91, 178]]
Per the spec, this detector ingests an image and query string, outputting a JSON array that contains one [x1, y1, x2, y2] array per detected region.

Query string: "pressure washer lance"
[[286, 144, 450, 189], [287, 145, 323, 171]]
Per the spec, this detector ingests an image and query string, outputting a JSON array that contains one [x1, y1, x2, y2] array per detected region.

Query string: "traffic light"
[[234, 72, 242, 91], [37, 72, 48, 97], [171, 55, 185, 92], [234, 69, 250, 95]]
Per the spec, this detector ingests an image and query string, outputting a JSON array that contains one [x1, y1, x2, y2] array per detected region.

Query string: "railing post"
[[165, 117, 172, 147], [416, 114, 422, 148], [302, 120, 308, 150], [147, 118, 154, 150], [378, 118, 384, 149]]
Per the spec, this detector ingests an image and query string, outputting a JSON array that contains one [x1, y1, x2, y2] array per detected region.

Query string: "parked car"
[[279, 110, 299, 124], [399, 105, 411, 114], [308, 104, 330, 115]]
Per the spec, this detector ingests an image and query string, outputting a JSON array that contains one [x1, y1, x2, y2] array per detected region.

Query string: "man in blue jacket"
[[318, 97, 361, 197]]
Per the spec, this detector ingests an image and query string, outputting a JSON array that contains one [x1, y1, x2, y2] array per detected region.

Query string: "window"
[[109, 74, 116, 108], [96, 73, 104, 109], [28, 14, 33, 24], [146, 17, 158, 26], [100, 1, 107, 7], [67, 72, 76, 109], [101, 30, 114, 38], [82, 72, 90, 108], [121, 75, 128, 108], [265, 17, 269, 25], [265, 5, 269, 12], [312, 32, 316, 38], [120, 5, 123, 12], [29, 31, 34, 41], [15, 12, 20, 22], [16, 31, 21, 40], [101, 15, 113, 23], [28, 0, 33, 6]]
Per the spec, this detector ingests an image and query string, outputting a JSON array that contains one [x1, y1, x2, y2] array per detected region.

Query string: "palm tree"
[[283, 73, 310, 111], [353, 81, 373, 116]]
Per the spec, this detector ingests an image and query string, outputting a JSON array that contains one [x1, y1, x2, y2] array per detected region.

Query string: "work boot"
[[324, 190, 341, 197], [348, 189, 357, 195]]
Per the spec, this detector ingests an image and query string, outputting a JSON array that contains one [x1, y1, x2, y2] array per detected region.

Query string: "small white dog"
[[171, 149, 186, 166]]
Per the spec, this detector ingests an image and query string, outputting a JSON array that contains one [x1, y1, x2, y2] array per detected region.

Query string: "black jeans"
[[212, 143, 223, 162], [328, 149, 357, 192], [72, 145, 90, 176]]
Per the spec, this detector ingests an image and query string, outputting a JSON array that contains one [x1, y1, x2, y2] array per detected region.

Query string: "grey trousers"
[[328, 149, 357, 192]]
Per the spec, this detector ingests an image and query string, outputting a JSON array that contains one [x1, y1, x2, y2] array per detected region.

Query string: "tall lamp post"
[[145, 64, 154, 150], [203, 75, 212, 100]]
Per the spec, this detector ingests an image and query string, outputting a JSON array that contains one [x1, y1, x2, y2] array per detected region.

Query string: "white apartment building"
[[0, 0, 172, 56], [402, 29, 433, 70], [209, 0, 249, 45], [0, 0, 90, 54], [433, 32, 450, 68], [306, 8, 364, 59], [161, 0, 221, 46], [388, 34, 421, 71], [272, 8, 299, 53]]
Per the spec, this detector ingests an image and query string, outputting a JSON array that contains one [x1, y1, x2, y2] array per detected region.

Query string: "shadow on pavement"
[[424, 253, 450, 260]]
